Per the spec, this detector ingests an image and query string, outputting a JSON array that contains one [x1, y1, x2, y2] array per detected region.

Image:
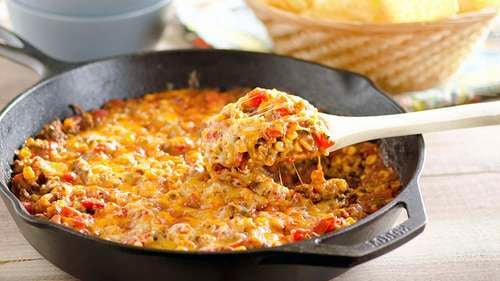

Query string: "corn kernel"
[[274, 141, 285, 152], [264, 232, 279, 241], [346, 146, 357, 156], [233, 246, 247, 251], [122, 134, 136, 145], [286, 131, 299, 140], [22, 166, 37, 182], [269, 218, 285, 230], [390, 180, 401, 189], [235, 139, 247, 153], [366, 155, 378, 165], [255, 216, 268, 226], [36, 193, 54, 211], [116, 153, 136, 165], [92, 165, 111, 174], [337, 179, 348, 192], [342, 164, 351, 173], [378, 170, 390, 180], [145, 94, 156, 101], [63, 118, 75, 127], [345, 217, 356, 225], [19, 147, 32, 159], [144, 169, 158, 180]]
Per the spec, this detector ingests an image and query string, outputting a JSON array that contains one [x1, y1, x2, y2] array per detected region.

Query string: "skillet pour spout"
[[0, 26, 426, 281]]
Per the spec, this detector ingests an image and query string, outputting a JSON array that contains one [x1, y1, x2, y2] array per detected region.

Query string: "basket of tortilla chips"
[[246, 0, 498, 94]]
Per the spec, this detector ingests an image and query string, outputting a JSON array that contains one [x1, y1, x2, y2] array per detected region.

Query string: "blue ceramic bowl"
[[6, 0, 171, 62], [14, 0, 162, 17]]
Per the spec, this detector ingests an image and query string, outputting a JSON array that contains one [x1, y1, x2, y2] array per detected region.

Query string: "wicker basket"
[[246, 0, 498, 94]]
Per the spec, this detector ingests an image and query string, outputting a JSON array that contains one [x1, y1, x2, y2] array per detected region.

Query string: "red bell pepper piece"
[[313, 133, 334, 150], [291, 229, 310, 241], [264, 127, 282, 139], [243, 90, 266, 110], [81, 199, 105, 211], [313, 217, 337, 234], [62, 172, 77, 183]]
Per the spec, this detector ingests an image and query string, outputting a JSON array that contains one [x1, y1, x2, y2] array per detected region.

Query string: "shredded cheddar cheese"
[[11, 88, 401, 251]]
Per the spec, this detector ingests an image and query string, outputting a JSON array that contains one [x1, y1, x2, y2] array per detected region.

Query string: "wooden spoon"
[[320, 101, 500, 152]]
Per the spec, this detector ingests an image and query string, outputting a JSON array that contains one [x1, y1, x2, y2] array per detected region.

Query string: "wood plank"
[[1, 259, 77, 281], [0, 203, 43, 261], [337, 172, 500, 281], [422, 126, 500, 176], [0, 58, 39, 104]]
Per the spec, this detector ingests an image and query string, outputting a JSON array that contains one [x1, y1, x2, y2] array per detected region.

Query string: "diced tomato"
[[274, 107, 292, 118], [81, 199, 105, 211], [206, 130, 221, 140], [313, 217, 337, 234], [92, 109, 108, 119], [264, 127, 282, 139], [313, 133, 334, 150], [22, 201, 34, 215], [93, 143, 108, 153], [291, 229, 309, 241], [243, 90, 266, 110], [12, 173, 25, 185], [62, 172, 77, 183], [171, 144, 189, 155], [107, 99, 126, 107], [228, 238, 247, 249], [61, 206, 79, 218], [67, 217, 86, 230], [117, 208, 128, 217]]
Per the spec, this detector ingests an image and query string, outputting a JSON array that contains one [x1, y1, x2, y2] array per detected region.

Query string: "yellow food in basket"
[[380, 0, 459, 22], [304, 0, 383, 22], [459, 0, 500, 12], [265, 0, 497, 23], [267, 0, 311, 12], [309, 0, 459, 23]]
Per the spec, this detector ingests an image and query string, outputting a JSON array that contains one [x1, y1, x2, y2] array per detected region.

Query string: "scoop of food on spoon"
[[202, 87, 500, 174]]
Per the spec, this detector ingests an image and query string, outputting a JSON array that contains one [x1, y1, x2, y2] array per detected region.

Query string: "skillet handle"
[[270, 181, 426, 267], [0, 26, 74, 78]]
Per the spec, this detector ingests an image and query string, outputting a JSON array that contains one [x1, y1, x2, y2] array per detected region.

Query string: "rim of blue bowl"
[[7, 0, 172, 21], [13, 0, 163, 17]]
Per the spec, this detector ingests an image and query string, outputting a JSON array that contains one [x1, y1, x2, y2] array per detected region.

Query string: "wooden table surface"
[[1, 57, 499, 281]]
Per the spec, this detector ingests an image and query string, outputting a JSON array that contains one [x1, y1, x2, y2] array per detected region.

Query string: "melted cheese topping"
[[12, 88, 401, 251], [202, 88, 333, 186]]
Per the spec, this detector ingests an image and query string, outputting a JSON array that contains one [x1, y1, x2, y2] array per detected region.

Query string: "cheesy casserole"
[[203, 88, 333, 186], [11, 88, 401, 251]]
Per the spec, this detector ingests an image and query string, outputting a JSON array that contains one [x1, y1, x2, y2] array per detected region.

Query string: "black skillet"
[[0, 27, 426, 281]]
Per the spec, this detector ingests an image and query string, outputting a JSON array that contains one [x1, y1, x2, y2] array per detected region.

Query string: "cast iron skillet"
[[0, 27, 426, 281]]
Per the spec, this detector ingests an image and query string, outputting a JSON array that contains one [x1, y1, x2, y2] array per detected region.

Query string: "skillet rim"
[[0, 48, 426, 257]]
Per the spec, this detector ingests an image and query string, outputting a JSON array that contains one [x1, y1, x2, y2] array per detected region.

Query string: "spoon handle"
[[324, 101, 500, 150]]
